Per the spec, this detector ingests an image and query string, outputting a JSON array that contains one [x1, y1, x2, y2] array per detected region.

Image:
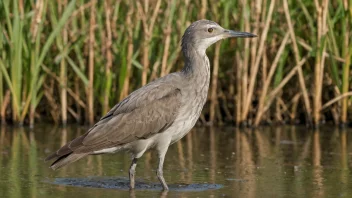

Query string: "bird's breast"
[[169, 81, 210, 144], [168, 54, 211, 143]]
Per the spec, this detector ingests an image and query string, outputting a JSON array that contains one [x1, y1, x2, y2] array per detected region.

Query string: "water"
[[0, 125, 352, 198]]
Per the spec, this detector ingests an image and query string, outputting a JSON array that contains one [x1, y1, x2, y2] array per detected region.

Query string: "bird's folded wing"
[[45, 75, 183, 161], [73, 83, 182, 153]]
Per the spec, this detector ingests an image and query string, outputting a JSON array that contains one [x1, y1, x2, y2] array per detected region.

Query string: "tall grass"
[[0, 0, 351, 127]]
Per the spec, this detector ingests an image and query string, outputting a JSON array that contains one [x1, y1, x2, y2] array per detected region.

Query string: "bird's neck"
[[181, 44, 210, 83]]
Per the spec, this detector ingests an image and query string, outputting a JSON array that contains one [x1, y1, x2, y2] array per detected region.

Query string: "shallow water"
[[1, 125, 352, 198]]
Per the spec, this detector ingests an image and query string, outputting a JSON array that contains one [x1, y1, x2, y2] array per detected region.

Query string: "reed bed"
[[0, 0, 351, 127]]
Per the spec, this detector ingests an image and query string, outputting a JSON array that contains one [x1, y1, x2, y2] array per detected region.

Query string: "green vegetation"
[[0, 0, 351, 127]]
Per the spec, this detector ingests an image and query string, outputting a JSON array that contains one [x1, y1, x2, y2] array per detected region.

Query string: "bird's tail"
[[48, 153, 88, 170]]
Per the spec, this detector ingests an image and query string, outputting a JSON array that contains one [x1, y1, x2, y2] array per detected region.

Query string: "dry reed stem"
[[160, 1, 173, 77], [102, 0, 113, 115], [278, 97, 290, 118], [138, 0, 162, 85], [42, 65, 86, 108], [249, 0, 261, 71], [341, 2, 351, 123], [1, 0, 351, 126], [262, 57, 308, 113], [199, 0, 207, 19], [67, 107, 79, 121], [275, 95, 283, 122], [138, 2, 149, 86], [254, 32, 290, 126], [244, 0, 261, 123], [29, 0, 44, 42], [29, 0, 44, 126], [290, 93, 301, 121], [313, 0, 329, 126], [60, 54, 67, 125], [149, 61, 161, 82], [321, 92, 352, 111], [71, 1, 95, 19], [237, 0, 251, 124], [165, 1, 189, 74], [209, 42, 221, 123], [242, 0, 275, 121], [43, 84, 60, 124], [277, 98, 289, 119], [262, 48, 268, 84], [235, 52, 243, 125], [341, 50, 351, 123], [283, 0, 312, 125], [88, 0, 96, 124], [60, 0, 68, 126], [74, 76, 81, 123], [120, 2, 134, 100], [0, 90, 10, 124], [297, 38, 345, 62]]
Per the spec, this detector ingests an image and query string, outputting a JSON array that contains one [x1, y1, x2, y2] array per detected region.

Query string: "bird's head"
[[181, 20, 257, 53]]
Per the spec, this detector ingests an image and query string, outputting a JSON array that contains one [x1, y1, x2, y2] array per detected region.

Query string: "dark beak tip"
[[225, 30, 258, 38], [245, 33, 257, 38]]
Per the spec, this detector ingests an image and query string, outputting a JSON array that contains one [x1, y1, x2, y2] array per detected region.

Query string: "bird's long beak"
[[223, 29, 257, 38]]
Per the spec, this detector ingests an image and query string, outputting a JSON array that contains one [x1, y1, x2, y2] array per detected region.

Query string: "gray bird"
[[45, 19, 256, 191]]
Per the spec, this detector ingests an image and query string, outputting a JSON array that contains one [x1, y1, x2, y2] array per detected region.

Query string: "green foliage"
[[0, 0, 351, 126]]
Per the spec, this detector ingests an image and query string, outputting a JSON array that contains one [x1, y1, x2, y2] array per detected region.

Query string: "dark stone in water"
[[50, 177, 223, 191]]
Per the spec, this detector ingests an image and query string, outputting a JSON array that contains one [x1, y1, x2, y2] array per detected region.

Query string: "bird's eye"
[[208, 28, 214, 33]]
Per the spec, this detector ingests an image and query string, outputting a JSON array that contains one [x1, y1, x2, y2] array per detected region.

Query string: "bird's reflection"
[[129, 189, 168, 198], [129, 189, 136, 198]]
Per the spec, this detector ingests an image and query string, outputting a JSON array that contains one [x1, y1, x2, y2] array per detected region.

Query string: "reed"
[[87, 0, 96, 124], [340, 1, 352, 125], [0, 0, 351, 127]]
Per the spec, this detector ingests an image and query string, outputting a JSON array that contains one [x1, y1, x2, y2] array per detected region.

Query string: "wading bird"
[[45, 19, 256, 191]]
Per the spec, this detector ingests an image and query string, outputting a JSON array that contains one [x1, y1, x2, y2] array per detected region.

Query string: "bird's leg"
[[129, 158, 138, 189], [156, 153, 169, 190], [156, 155, 168, 190]]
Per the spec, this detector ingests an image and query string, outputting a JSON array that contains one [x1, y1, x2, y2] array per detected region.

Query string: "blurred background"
[[0, 0, 351, 127]]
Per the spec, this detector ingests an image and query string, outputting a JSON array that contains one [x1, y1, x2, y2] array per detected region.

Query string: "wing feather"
[[46, 74, 183, 158], [75, 87, 181, 153]]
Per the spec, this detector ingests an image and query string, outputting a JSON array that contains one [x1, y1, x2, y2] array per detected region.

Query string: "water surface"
[[0, 125, 352, 197]]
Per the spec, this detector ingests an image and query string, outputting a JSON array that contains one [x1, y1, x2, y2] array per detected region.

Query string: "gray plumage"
[[45, 19, 256, 190]]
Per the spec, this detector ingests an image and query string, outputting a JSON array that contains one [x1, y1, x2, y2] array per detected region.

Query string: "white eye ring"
[[208, 28, 214, 33]]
